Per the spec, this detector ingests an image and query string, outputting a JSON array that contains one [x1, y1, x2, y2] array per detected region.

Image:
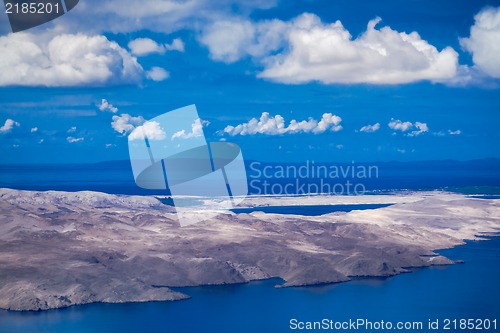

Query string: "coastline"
[[0, 188, 498, 311]]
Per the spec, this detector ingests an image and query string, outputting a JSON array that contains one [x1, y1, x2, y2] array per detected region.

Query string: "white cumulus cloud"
[[224, 112, 342, 136], [165, 38, 185, 52], [389, 119, 428, 136], [172, 118, 209, 140], [460, 7, 500, 78], [260, 15, 458, 84], [313, 113, 343, 133], [30, 127, 38, 133], [128, 38, 165, 56], [99, 99, 118, 113], [128, 37, 185, 56], [0, 32, 143, 87], [129, 121, 167, 141], [448, 129, 461, 135], [388, 119, 414, 132], [201, 13, 458, 84], [360, 123, 380, 133], [111, 114, 145, 135], [146, 67, 170, 81], [0, 119, 20, 133], [407, 122, 429, 136]]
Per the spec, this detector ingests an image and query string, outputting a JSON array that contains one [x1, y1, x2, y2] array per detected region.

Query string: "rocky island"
[[0, 188, 498, 311]]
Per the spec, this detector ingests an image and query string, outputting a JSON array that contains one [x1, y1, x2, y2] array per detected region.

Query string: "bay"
[[231, 204, 392, 216]]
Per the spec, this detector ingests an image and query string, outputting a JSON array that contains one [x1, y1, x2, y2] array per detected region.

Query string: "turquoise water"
[[231, 204, 392, 216], [1, 237, 498, 333]]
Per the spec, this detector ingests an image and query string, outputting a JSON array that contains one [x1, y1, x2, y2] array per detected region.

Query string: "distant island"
[[0, 189, 498, 311]]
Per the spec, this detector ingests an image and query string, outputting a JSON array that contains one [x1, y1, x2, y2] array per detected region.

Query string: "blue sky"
[[0, 0, 499, 163]]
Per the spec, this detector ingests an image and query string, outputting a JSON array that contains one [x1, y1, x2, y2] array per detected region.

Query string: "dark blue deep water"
[[0, 159, 499, 195], [0, 237, 499, 333], [231, 204, 392, 215]]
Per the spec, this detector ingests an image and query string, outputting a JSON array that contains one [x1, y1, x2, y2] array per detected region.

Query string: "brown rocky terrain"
[[0, 189, 498, 311]]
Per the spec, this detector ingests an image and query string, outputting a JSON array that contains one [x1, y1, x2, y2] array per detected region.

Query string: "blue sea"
[[0, 159, 499, 332], [231, 204, 392, 215], [0, 159, 499, 195]]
